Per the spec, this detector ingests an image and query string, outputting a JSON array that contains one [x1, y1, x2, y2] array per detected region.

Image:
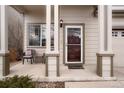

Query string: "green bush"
[[0, 75, 35, 88]]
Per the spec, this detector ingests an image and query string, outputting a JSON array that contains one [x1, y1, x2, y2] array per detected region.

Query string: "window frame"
[[121, 31, 124, 37], [112, 31, 119, 38], [27, 23, 54, 48], [112, 30, 124, 38], [27, 23, 43, 48]]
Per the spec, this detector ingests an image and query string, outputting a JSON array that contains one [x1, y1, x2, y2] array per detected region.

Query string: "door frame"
[[63, 23, 85, 65]]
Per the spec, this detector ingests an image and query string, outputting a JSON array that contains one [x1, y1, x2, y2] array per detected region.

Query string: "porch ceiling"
[[11, 5, 46, 14]]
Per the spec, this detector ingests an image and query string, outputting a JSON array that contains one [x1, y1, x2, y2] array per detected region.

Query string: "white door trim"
[[65, 25, 83, 64]]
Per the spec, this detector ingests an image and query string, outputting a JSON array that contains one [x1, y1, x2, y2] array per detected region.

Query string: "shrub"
[[0, 75, 35, 88]]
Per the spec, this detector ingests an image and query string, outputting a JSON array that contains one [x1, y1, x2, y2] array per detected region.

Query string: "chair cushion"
[[25, 50, 32, 56], [23, 55, 32, 58]]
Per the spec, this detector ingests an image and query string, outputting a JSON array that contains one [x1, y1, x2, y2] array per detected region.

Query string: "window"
[[121, 32, 124, 37], [112, 31, 119, 37], [28, 24, 54, 47], [41, 24, 46, 46], [112, 31, 124, 38], [28, 24, 41, 46]]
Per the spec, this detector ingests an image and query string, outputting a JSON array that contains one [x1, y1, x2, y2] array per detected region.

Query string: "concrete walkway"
[[65, 81, 124, 88]]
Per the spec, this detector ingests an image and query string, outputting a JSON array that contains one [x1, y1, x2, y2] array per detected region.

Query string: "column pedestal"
[[0, 5, 9, 77], [45, 53, 60, 77], [96, 53, 114, 77], [0, 52, 9, 76]]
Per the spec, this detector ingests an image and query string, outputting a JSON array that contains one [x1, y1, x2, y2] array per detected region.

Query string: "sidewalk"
[[65, 81, 124, 88]]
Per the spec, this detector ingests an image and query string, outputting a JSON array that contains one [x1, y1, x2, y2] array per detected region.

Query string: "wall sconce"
[[60, 19, 63, 28]]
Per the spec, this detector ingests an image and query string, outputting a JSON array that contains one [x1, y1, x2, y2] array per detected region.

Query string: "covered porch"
[[0, 5, 120, 80]]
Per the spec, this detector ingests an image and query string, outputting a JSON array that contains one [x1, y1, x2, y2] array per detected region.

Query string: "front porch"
[[0, 5, 122, 80], [8, 62, 116, 81]]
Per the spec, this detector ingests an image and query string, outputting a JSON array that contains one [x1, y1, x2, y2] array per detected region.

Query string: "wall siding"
[[8, 6, 24, 62], [60, 6, 99, 65], [24, 5, 99, 65]]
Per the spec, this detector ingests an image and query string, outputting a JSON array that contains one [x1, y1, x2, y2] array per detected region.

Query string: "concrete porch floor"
[[7, 62, 121, 81]]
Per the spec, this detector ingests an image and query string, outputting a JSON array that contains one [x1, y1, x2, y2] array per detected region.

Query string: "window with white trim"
[[112, 30, 124, 38], [121, 32, 124, 37], [28, 23, 54, 47], [112, 31, 119, 37]]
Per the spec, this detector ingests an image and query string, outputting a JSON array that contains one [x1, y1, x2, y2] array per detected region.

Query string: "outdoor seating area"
[[22, 49, 46, 64], [22, 49, 36, 64]]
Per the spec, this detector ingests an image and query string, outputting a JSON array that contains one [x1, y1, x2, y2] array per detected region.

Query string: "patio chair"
[[22, 49, 36, 64]]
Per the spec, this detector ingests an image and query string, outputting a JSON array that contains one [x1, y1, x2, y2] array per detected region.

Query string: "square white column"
[[54, 5, 59, 53], [98, 5, 105, 53], [46, 5, 51, 53], [0, 5, 9, 77], [0, 5, 9, 53], [98, 5, 112, 53], [107, 5, 112, 52], [45, 5, 60, 77]]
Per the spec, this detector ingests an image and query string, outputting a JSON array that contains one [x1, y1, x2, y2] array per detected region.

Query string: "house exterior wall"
[[59, 6, 99, 65], [24, 11, 46, 56], [0, 7, 1, 49], [8, 6, 24, 62], [24, 6, 124, 65], [113, 18, 124, 27], [24, 6, 49, 63], [112, 17, 124, 67], [24, 5, 99, 65]]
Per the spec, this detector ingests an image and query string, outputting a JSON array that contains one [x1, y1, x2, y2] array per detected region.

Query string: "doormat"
[[68, 65, 84, 69]]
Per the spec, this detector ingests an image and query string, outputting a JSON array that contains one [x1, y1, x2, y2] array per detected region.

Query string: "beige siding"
[[60, 6, 99, 64], [113, 18, 124, 27], [24, 7, 46, 56], [8, 6, 24, 61], [0, 6, 1, 49], [24, 5, 99, 64], [112, 36, 124, 67], [112, 18, 124, 67], [24, 6, 55, 56]]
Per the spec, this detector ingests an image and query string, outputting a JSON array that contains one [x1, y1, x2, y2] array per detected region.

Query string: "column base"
[[45, 53, 60, 77], [96, 52, 114, 77], [0, 53, 10, 76]]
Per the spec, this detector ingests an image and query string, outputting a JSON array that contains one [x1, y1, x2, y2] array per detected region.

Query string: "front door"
[[65, 25, 83, 64]]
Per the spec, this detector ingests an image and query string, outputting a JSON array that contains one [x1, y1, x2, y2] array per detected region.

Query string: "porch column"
[[46, 5, 51, 53], [107, 6, 112, 52], [45, 5, 60, 77], [53, 5, 60, 76], [54, 5, 59, 53], [0, 5, 9, 77], [96, 5, 114, 77]]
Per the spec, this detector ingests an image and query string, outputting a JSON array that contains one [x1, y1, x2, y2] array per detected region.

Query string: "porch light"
[[60, 19, 63, 28]]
